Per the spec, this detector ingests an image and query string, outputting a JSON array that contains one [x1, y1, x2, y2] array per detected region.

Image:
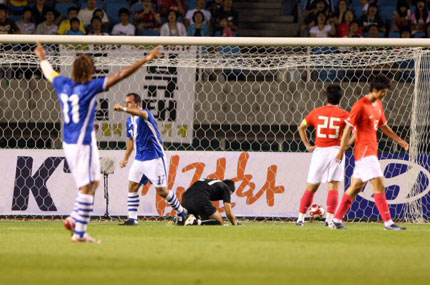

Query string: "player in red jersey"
[[331, 75, 409, 230], [296, 85, 353, 227]]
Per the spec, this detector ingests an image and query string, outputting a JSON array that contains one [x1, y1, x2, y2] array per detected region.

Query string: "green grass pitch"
[[1, 221, 430, 284]]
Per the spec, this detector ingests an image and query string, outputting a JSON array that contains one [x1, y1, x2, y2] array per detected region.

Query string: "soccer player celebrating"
[[182, 178, 238, 226], [296, 84, 351, 227], [114, 93, 188, 225], [331, 75, 409, 230], [34, 42, 161, 242]]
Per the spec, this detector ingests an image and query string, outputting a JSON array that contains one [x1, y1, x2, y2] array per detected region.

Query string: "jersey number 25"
[[317, 116, 340, 139]]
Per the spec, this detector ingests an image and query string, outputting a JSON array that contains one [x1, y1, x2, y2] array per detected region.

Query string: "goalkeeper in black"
[[181, 178, 239, 226]]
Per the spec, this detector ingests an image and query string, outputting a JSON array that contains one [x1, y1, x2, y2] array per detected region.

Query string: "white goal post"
[[0, 35, 429, 223]]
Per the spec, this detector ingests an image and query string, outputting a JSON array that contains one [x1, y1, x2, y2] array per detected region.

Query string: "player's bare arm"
[[120, 138, 134, 168], [106, 46, 162, 89], [224, 202, 238, 225], [298, 120, 316, 152], [379, 124, 409, 151], [113, 104, 149, 119], [335, 124, 353, 162]]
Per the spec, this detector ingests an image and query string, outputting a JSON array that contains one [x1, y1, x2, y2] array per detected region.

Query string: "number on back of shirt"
[[60, 93, 80, 123], [317, 116, 341, 139]]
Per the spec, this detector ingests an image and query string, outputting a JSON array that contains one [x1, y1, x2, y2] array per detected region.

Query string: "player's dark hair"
[[370, 74, 390, 92], [72, 54, 95, 84], [126, 93, 141, 105], [223, 179, 235, 193], [326, 84, 342, 105]]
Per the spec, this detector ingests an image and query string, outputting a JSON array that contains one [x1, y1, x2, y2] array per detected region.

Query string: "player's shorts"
[[307, 146, 345, 184], [63, 141, 101, 188], [352, 155, 383, 182], [182, 191, 216, 219], [128, 156, 168, 187]]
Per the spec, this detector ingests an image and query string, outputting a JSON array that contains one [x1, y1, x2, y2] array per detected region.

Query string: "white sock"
[[384, 220, 394, 227], [128, 192, 139, 221], [326, 213, 334, 222], [297, 213, 305, 222], [74, 192, 94, 238], [333, 218, 342, 224]]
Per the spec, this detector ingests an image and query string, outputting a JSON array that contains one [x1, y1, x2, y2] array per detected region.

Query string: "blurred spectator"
[[159, 0, 185, 18], [309, 11, 335, 37], [0, 4, 20, 33], [134, 0, 161, 35], [400, 26, 412, 38], [302, 0, 330, 34], [337, 10, 362, 37], [187, 10, 209, 36], [366, 24, 379, 37], [16, 6, 35, 33], [347, 21, 362, 37], [411, 0, 429, 35], [208, 0, 222, 16], [66, 17, 84, 35], [359, 0, 369, 16], [332, 0, 348, 26], [112, 8, 135, 36], [7, 0, 28, 17], [218, 16, 233, 36], [57, 7, 85, 35], [281, 0, 298, 17], [185, 0, 211, 26], [92, 8, 109, 31], [160, 9, 186, 36], [303, 0, 334, 17], [391, 0, 411, 33], [32, 0, 61, 26], [212, 0, 238, 35], [88, 16, 108, 35], [358, 4, 385, 33], [78, 0, 108, 26], [35, 7, 57, 34]]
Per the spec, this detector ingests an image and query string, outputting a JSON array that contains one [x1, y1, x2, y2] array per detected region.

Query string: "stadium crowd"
[[302, 0, 430, 38], [0, 0, 239, 36]]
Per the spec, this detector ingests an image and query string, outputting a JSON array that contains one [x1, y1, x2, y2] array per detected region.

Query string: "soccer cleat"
[[184, 214, 201, 226], [71, 233, 101, 243], [64, 217, 75, 234], [330, 221, 347, 230], [118, 219, 138, 226], [325, 221, 333, 227], [175, 212, 187, 226], [384, 223, 406, 231], [295, 220, 304, 226]]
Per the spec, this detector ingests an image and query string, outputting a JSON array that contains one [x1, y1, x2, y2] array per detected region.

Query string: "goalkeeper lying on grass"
[[181, 178, 240, 226]]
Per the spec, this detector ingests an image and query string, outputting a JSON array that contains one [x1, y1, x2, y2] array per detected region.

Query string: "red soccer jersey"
[[345, 96, 387, 161], [304, 105, 349, 148]]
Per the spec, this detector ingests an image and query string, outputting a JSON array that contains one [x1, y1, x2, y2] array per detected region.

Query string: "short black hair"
[[326, 84, 343, 105], [370, 74, 390, 92], [223, 179, 235, 193], [91, 16, 102, 24], [192, 10, 205, 22], [23, 6, 33, 14], [0, 4, 8, 13], [70, 17, 80, 25], [118, 8, 130, 16], [126, 92, 141, 105], [92, 8, 104, 17], [44, 8, 55, 16], [68, 7, 79, 13]]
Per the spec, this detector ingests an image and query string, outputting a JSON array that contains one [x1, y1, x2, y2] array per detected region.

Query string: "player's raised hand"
[[34, 42, 46, 61], [119, 159, 128, 168], [146, 45, 162, 61], [399, 139, 409, 151], [113, 103, 124, 112]]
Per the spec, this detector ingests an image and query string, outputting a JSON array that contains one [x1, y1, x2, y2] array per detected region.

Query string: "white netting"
[[1, 36, 429, 222]]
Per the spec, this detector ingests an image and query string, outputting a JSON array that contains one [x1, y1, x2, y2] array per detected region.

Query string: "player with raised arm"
[[182, 178, 238, 226], [331, 74, 409, 231], [296, 84, 351, 227], [34, 42, 161, 242], [114, 93, 188, 226]]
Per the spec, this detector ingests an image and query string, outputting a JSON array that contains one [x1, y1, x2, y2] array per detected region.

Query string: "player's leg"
[[297, 183, 319, 226], [155, 186, 187, 218], [326, 181, 340, 225], [370, 177, 406, 230], [119, 181, 141, 225]]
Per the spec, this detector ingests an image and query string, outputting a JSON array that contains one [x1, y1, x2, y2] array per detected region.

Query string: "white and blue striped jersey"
[[126, 110, 165, 161], [52, 76, 107, 145]]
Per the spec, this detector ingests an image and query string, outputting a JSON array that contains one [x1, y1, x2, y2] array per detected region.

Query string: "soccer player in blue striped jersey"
[[34, 42, 162, 243], [114, 93, 188, 225]]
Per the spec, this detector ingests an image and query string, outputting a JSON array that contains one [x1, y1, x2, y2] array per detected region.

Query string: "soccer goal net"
[[1, 35, 429, 223]]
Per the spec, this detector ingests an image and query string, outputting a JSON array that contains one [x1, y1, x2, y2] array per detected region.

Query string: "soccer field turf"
[[1, 221, 430, 284]]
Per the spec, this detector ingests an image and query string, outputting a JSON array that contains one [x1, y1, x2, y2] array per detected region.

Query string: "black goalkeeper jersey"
[[185, 178, 231, 203]]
